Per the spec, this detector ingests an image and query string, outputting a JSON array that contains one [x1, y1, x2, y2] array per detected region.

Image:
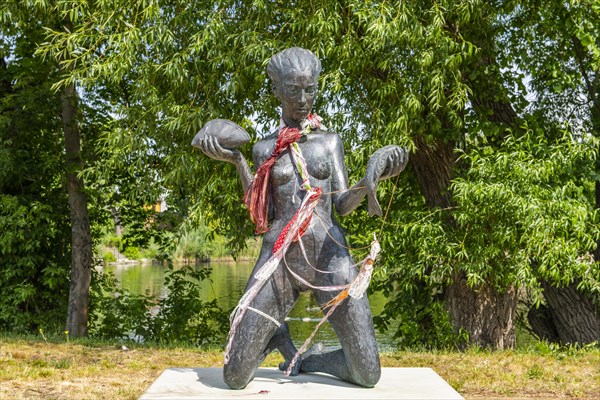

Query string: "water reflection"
[[103, 261, 394, 349]]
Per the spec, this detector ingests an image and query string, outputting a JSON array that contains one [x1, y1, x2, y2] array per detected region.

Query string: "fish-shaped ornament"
[[364, 145, 406, 216], [192, 119, 250, 150]]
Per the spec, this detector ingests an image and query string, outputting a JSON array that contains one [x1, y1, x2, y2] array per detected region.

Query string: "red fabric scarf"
[[243, 115, 320, 234], [243, 126, 300, 234]]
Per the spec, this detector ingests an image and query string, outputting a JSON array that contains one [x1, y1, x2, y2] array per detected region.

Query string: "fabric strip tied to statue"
[[226, 114, 380, 368]]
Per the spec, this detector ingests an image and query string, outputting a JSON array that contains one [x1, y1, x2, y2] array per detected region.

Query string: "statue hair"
[[267, 47, 321, 86]]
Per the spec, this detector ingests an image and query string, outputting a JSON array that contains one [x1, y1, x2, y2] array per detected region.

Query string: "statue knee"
[[354, 365, 381, 388], [351, 354, 381, 388], [223, 363, 251, 390]]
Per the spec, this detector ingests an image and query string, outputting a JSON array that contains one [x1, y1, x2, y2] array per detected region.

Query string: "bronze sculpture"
[[194, 47, 407, 389]]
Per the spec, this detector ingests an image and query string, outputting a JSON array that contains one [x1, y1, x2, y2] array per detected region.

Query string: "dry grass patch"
[[380, 350, 600, 399], [1, 338, 598, 399], [0, 340, 224, 400]]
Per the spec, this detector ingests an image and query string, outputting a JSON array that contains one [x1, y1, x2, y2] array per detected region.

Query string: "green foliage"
[[532, 340, 600, 359], [89, 264, 229, 346], [139, 239, 161, 260], [102, 251, 117, 263], [0, 195, 70, 331], [452, 128, 599, 293], [88, 271, 151, 340], [0, 21, 73, 332], [0, 3, 120, 336], [122, 246, 142, 260], [503, 0, 600, 133], [102, 233, 122, 249], [143, 265, 229, 345], [173, 224, 212, 261], [375, 293, 469, 350], [31, 0, 482, 255], [2, 0, 599, 347], [370, 127, 599, 346]]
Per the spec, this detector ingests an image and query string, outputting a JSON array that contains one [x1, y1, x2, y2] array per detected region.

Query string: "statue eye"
[[305, 86, 317, 95], [285, 86, 300, 96]]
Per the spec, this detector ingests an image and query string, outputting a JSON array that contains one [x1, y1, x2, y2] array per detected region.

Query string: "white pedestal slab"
[[139, 367, 464, 400]]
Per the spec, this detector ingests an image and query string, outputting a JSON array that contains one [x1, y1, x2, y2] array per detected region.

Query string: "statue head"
[[267, 48, 321, 127]]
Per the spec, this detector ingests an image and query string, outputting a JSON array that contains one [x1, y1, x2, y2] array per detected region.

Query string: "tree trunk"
[[411, 136, 519, 348], [527, 303, 561, 343], [445, 273, 518, 349], [534, 281, 600, 344], [410, 135, 455, 210], [62, 80, 92, 337], [528, 34, 600, 345]]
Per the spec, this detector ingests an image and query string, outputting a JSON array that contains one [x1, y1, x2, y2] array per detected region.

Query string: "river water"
[[104, 261, 397, 350]]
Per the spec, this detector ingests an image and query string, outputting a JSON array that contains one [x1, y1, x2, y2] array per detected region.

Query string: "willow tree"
[[500, 0, 600, 344], [0, 1, 114, 335], [0, 18, 72, 332], [37, 0, 599, 347]]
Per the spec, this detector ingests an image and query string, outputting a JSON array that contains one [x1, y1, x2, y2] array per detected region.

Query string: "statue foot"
[[278, 360, 302, 376], [278, 342, 326, 376], [304, 341, 326, 355]]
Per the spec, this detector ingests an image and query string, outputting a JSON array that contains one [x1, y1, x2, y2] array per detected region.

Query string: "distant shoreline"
[[101, 256, 257, 267]]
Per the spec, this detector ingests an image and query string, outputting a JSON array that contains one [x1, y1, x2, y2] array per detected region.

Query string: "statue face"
[[275, 68, 318, 127]]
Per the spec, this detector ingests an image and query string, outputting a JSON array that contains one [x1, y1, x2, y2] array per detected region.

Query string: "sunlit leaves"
[[452, 128, 599, 293], [9, 0, 599, 344], [29, 0, 483, 255]]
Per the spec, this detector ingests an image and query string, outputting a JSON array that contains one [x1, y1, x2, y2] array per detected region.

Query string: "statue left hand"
[[376, 145, 408, 182], [362, 145, 408, 217]]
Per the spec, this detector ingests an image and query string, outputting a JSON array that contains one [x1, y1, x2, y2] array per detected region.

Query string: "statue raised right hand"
[[196, 135, 243, 164], [192, 119, 253, 193]]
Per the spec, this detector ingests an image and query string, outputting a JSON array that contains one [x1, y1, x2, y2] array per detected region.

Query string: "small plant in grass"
[[38, 328, 47, 344], [534, 340, 599, 359], [526, 364, 544, 380], [52, 358, 71, 369]]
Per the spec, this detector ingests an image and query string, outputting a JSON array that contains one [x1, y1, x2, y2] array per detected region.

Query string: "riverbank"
[[1, 336, 598, 399]]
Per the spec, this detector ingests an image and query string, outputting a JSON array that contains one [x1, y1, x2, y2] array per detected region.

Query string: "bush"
[[0, 195, 70, 332], [103, 234, 122, 249], [174, 228, 211, 261], [89, 264, 229, 346], [123, 246, 141, 260], [102, 251, 117, 263], [139, 239, 161, 260]]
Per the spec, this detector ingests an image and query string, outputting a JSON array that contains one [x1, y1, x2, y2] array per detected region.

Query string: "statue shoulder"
[[312, 129, 343, 150], [252, 130, 278, 164]]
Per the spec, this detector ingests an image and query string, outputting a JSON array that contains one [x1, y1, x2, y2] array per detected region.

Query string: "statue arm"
[[335, 177, 369, 217], [329, 134, 368, 217], [195, 135, 253, 194], [234, 152, 253, 194], [330, 136, 409, 217]]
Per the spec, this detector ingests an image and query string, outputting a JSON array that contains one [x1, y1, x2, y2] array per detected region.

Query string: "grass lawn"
[[1, 336, 598, 399]]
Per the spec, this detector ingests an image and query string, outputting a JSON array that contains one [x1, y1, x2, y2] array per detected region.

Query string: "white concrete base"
[[139, 367, 463, 400]]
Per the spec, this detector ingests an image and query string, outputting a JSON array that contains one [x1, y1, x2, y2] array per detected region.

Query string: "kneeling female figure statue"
[[195, 47, 407, 389]]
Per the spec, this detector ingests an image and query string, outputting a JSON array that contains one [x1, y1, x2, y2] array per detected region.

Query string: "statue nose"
[[298, 89, 307, 104]]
